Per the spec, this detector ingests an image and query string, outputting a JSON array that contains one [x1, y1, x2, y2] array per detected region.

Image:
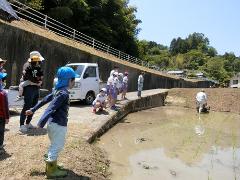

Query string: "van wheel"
[[85, 92, 95, 105]]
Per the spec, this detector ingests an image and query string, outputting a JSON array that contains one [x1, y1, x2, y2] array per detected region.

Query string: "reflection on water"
[[97, 106, 240, 180], [127, 147, 240, 180], [195, 115, 205, 136]]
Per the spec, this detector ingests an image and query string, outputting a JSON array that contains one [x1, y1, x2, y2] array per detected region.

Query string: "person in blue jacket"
[[25, 66, 78, 179]]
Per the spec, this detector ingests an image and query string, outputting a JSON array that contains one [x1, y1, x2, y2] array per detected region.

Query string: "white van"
[[54, 63, 100, 104]]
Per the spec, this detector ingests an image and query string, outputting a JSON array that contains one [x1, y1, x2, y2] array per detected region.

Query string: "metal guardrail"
[[9, 0, 160, 71]]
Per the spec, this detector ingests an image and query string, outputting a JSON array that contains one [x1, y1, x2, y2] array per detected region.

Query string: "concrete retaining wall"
[[0, 20, 212, 92]]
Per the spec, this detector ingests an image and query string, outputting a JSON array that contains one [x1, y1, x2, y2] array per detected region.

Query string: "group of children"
[[92, 66, 129, 113]]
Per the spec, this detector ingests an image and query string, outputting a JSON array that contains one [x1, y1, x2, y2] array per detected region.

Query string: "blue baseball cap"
[[0, 72, 7, 80], [55, 66, 79, 89], [57, 66, 79, 79]]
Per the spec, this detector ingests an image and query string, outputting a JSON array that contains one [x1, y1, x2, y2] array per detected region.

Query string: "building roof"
[[167, 70, 185, 74]]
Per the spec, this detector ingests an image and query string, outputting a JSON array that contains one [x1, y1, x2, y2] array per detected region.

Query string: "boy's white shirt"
[[110, 69, 118, 77], [138, 75, 144, 84], [107, 76, 114, 85], [123, 76, 128, 83], [196, 92, 207, 102], [113, 77, 119, 87], [93, 94, 107, 104]]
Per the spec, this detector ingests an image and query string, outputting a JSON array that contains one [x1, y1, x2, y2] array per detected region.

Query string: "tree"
[[203, 57, 229, 84], [186, 32, 209, 51], [169, 37, 189, 55], [19, 0, 44, 10], [40, 0, 141, 56], [207, 46, 217, 57], [154, 50, 171, 69], [183, 50, 206, 70]]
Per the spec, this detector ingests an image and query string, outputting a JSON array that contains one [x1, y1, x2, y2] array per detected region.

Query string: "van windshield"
[[67, 65, 84, 77]]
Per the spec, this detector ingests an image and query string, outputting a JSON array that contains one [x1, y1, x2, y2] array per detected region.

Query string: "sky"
[[129, 0, 240, 56]]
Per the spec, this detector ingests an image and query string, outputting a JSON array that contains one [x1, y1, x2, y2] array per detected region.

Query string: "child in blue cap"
[[26, 66, 77, 178], [0, 72, 9, 154]]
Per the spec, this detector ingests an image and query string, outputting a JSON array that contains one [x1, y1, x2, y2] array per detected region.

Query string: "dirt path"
[[0, 108, 110, 180]]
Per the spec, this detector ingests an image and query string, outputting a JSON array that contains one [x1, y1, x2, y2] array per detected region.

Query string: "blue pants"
[[47, 122, 67, 161], [20, 85, 39, 126]]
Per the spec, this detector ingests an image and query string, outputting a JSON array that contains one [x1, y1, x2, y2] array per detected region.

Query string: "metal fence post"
[[9, 1, 163, 72], [44, 15, 47, 29], [134, 58, 136, 64], [92, 39, 95, 48], [73, 29, 76, 40]]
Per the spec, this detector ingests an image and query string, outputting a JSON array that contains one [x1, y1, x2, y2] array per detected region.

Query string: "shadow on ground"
[[70, 100, 90, 108], [9, 109, 21, 117], [0, 151, 12, 161], [26, 128, 47, 136], [30, 168, 91, 180], [95, 110, 109, 115]]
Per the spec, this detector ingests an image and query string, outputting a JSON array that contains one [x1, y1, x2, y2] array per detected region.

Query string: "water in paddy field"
[[97, 106, 240, 180]]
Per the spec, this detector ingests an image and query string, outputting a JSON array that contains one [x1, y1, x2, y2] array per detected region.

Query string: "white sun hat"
[[28, 51, 45, 62]]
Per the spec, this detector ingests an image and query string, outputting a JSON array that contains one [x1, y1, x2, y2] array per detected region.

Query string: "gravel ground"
[[0, 109, 110, 180]]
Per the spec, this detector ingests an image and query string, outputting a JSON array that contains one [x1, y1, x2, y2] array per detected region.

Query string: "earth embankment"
[[166, 88, 240, 113]]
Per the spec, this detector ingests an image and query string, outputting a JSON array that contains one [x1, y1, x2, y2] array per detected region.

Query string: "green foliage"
[[207, 46, 217, 57], [18, 0, 239, 84], [19, 0, 44, 10], [139, 32, 240, 84], [183, 50, 207, 70], [48, 6, 73, 21], [203, 57, 229, 83], [170, 32, 211, 55], [170, 37, 189, 55], [36, 0, 140, 56]]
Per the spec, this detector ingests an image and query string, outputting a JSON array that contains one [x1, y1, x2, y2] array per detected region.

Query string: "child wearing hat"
[[117, 73, 124, 94], [109, 72, 119, 110], [25, 66, 77, 178], [0, 58, 7, 73], [137, 71, 145, 98], [0, 72, 9, 154], [92, 88, 108, 113], [122, 72, 129, 100], [110, 66, 119, 77]]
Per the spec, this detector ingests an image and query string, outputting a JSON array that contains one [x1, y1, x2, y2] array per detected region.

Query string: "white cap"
[[118, 73, 123, 77], [0, 58, 7, 62], [100, 88, 107, 92]]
